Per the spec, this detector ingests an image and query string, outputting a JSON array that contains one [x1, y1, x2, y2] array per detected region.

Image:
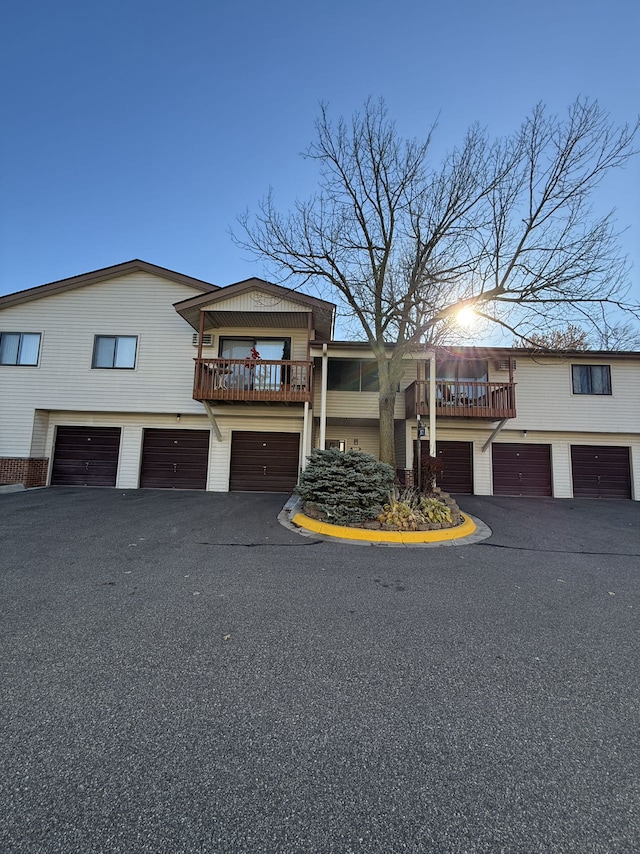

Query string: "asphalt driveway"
[[1, 488, 638, 854]]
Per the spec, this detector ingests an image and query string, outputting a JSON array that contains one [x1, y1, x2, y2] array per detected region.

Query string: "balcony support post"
[[319, 343, 328, 450], [428, 350, 437, 458]]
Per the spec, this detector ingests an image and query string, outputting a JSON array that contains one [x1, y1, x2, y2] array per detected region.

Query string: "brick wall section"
[[396, 468, 415, 488], [0, 458, 49, 488]]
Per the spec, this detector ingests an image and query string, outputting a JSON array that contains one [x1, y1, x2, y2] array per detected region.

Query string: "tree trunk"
[[377, 364, 397, 469]]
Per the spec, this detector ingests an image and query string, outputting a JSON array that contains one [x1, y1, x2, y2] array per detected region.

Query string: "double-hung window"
[[92, 335, 138, 369], [572, 364, 611, 395], [0, 332, 41, 365]]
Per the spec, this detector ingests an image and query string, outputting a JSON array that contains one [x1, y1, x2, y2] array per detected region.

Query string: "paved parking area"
[[1, 488, 639, 853]]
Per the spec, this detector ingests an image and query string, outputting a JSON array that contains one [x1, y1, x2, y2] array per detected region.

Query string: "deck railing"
[[193, 358, 312, 403], [406, 380, 516, 420]]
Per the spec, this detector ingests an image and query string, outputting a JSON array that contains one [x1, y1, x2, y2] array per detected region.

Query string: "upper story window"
[[0, 332, 41, 366], [327, 359, 379, 391], [219, 337, 291, 360], [572, 364, 611, 395], [437, 359, 488, 382], [92, 335, 138, 369]]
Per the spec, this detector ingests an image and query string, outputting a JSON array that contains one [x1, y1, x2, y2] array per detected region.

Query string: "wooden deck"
[[406, 380, 516, 420], [193, 358, 312, 404]]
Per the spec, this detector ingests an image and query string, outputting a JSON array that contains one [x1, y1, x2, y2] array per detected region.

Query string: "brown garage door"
[[416, 441, 473, 494], [51, 426, 121, 486], [230, 431, 300, 492], [493, 443, 552, 497], [571, 445, 631, 499], [140, 429, 209, 490]]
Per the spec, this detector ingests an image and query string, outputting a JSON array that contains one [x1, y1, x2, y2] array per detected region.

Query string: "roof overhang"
[[174, 277, 336, 339], [310, 341, 640, 360]]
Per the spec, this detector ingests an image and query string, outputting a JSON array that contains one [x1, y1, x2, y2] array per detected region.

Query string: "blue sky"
[[1, 0, 638, 319]]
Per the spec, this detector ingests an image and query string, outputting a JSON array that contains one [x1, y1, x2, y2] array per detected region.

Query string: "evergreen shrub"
[[296, 449, 395, 525]]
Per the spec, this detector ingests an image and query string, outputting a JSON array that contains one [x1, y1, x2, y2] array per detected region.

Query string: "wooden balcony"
[[193, 358, 312, 404], [405, 380, 516, 420]]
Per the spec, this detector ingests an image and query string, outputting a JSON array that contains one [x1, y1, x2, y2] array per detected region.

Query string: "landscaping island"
[[292, 448, 476, 543]]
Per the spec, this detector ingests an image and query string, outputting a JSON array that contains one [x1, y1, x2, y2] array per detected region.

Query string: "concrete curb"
[[292, 511, 478, 543], [280, 496, 493, 547]]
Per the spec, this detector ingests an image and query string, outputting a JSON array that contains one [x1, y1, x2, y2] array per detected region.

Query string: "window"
[[92, 335, 138, 369], [0, 332, 41, 365], [436, 358, 488, 402], [572, 364, 611, 395], [218, 337, 291, 390], [436, 359, 488, 382], [219, 337, 290, 360], [327, 359, 379, 391]]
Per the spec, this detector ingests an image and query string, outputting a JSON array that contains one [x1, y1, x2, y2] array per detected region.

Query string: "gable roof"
[[174, 276, 336, 339], [0, 259, 219, 309], [174, 276, 334, 312]]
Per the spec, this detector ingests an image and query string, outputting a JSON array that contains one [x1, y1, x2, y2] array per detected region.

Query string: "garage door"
[[140, 429, 209, 490], [51, 426, 121, 486], [416, 441, 473, 494], [230, 431, 300, 492], [493, 443, 552, 497], [571, 445, 631, 499]]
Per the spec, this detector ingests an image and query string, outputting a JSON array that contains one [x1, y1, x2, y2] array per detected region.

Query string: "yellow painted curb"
[[291, 512, 476, 543]]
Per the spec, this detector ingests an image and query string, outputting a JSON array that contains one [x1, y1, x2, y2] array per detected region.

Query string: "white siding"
[[324, 391, 381, 419], [632, 445, 640, 501], [120, 426, 144, 489], [507, 357, 640, 434], [551, 442, 572, 499], [201, 293, 308, 313], [318, 425, 380, 457], [473, 438, 493, 496], [2, 400, 37, 456], [30, 410, 50, 457], [0, 273, 211, 456]]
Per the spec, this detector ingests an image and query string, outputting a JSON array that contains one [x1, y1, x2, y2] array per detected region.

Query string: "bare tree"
[[595, 319, 640, 350], [235, 98, 638, 466], [514, 320, 640, 351], [513, 323, 590, 351]]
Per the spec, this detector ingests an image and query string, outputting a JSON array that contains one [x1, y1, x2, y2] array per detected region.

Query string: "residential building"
[[1, 260, 638, 500]]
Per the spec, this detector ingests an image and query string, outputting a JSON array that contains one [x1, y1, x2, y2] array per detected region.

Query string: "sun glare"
[[457, 306, 476, 328]]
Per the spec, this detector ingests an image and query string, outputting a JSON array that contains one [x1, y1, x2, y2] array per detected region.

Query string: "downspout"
[[319, 342, 328, 451]]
